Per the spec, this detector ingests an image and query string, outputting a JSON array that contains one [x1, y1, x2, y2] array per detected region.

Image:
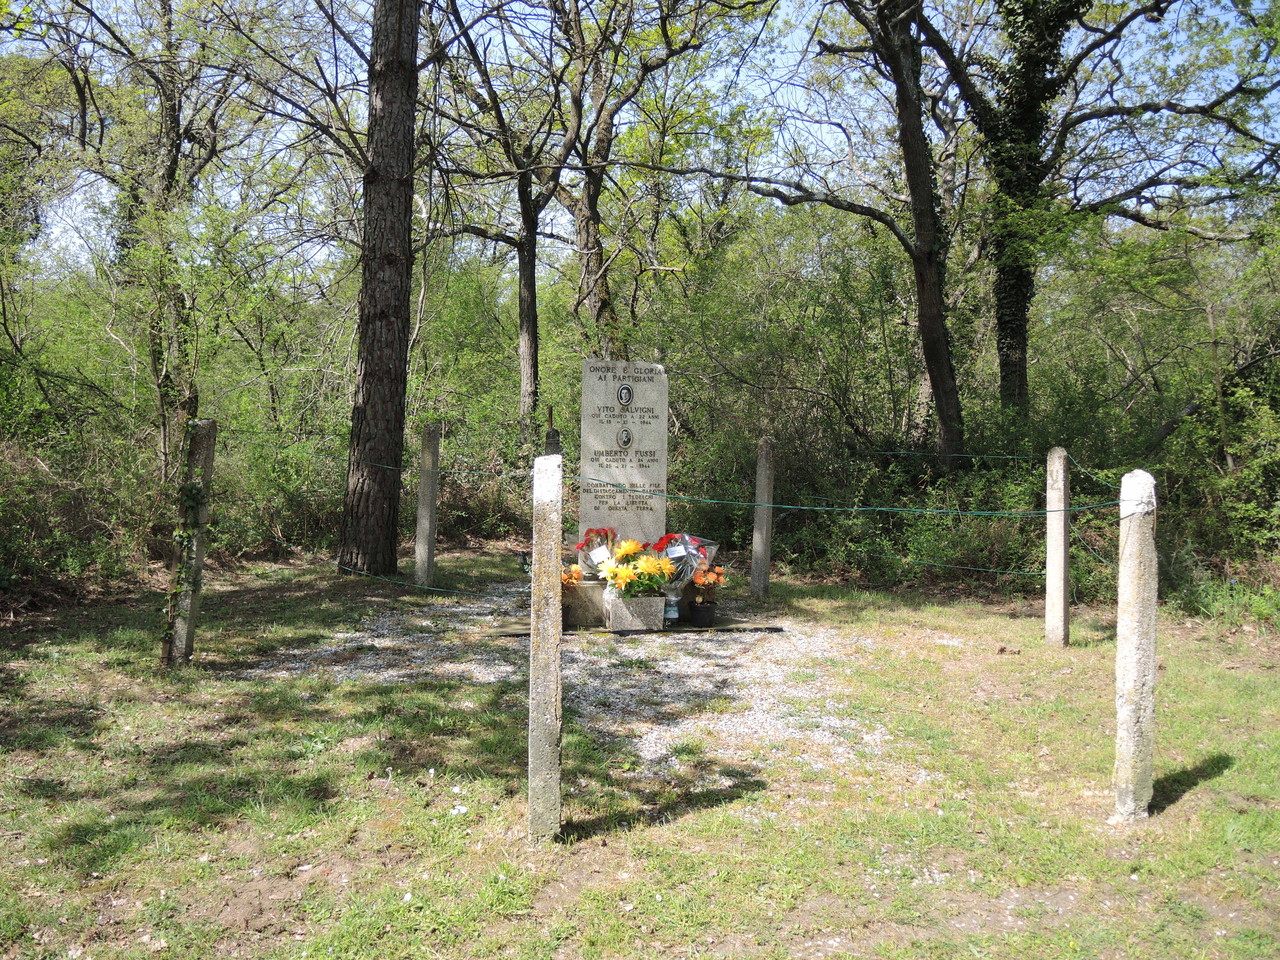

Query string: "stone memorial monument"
[[578, 359, 669, 544]]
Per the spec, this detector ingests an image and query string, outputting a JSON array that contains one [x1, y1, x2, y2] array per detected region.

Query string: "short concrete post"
[[415, 423, 440, 587], [1112, 469, 1158, 823], [528, 454, 564, 841], [751, 437, 774, 600], [1045, 447, 1070, 645], [165, 418, 217, 666]]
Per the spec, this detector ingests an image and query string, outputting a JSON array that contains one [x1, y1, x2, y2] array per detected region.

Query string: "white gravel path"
[[234, 583, 890, 776]]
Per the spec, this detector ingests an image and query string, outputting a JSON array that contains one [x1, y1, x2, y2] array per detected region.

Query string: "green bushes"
[[0, 442, 141, 590]]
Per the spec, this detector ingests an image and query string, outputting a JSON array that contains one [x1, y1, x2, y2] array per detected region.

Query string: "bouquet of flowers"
[[599, 538, 677, 598], [649, 533, 719, 588], [690, 560, 727, 604], [575, 527, 616, 576]]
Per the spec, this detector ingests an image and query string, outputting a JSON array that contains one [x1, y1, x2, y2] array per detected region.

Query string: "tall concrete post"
[[1045, 447, 1070, 645], [415, 423, 440, 587], [528, 454, 564, 841], [1112, 469, 1158, 823], [751, 437, 775, 600], [166, 419, 217, 666]]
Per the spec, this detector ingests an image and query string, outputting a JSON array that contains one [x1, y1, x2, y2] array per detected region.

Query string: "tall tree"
[[10, 0, 262, 477], [707, 0, 968, 454], [545, 0, 770, 360], [919, 0, 1280, 410], [831, 0, 964, 455], [427, 0, 582, 443], [336, 0, 422, 575]]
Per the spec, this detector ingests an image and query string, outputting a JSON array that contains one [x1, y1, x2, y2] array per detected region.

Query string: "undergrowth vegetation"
[[3, 207, 1278, 625]]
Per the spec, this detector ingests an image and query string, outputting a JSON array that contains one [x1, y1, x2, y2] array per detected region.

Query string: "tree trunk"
[[911, 251, 965, 458], [517, 172, 539, 443], [917, 0, 1089, 414], [574, 170, 623, 360], [992, 234, 1032, 410], [337, 0, 420, 576], [876, 1, 965, 457]]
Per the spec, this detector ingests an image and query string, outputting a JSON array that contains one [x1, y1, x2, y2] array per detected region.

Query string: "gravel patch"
[[234, 585, 888, 776]]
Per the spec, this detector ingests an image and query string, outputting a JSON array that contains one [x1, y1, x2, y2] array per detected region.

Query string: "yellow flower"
[[657, 556, 676, 577], [614, 539, 643, 560], [611, 565, 638, 587], [633, 554, 662, 576]]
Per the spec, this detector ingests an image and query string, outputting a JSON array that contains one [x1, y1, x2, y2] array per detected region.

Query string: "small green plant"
[[1179, 574, 1280, 630]]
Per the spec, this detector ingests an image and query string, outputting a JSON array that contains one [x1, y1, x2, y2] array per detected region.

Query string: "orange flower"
[[614, 539, 643, 560], [634, 554, 662, 576]]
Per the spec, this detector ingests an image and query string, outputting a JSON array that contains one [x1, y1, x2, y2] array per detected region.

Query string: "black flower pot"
[[687, 601, 716, 628]]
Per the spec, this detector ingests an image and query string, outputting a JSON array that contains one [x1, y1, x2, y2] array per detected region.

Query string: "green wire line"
[[221, 428, 346, 442], [1067, 452, 1123, 490], [440, 469, 531, 480], [332, 563, 497, 598], [1071, 521, 1117, 568], [573, 475, 1119, 518], [225, 434, 527, 479], [225, 435, 402, 472], [863, 449, 1040, 461], [862, 550, 1046, 577]]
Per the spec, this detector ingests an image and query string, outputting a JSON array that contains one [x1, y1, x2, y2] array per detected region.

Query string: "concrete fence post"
[[1112, 469, 1159, 823], [165, 418, 217, 666], [415, 423, 441, 587], [528, 454, 564, 841], [1045, 447, 1070, 645], [751, 437, 775, 600]]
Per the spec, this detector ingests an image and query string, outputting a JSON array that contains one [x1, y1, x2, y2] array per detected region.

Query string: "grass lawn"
[[1, 549, 1277, 959]]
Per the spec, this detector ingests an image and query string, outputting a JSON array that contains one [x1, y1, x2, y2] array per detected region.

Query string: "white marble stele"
[[578, 359, 669, 546]]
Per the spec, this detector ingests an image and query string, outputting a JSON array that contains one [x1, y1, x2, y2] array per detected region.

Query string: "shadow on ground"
[[3, 555, 768, 872], [1152, 753, 1235, 815]]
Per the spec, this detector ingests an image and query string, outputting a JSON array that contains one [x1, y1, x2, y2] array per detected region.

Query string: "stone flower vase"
[[563, 580, 607, 628], [604, 593, 666, 632]]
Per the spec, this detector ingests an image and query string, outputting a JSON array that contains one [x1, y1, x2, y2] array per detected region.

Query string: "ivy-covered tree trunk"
[[919, 0, 1092, 413], [991, 194, 1037, 410], [337, 0, 420, 576]]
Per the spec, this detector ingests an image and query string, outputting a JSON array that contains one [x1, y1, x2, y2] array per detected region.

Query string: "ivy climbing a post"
[[163, 419, 218, 667]]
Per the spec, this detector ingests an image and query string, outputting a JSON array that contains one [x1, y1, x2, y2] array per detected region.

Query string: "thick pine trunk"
[[337, 0, 420, 576]]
